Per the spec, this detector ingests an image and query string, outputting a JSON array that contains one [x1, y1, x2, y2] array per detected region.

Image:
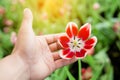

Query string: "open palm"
[[12, 8, 76, 80]]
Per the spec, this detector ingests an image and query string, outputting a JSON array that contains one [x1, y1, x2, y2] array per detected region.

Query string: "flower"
[[18, 0, 25, 4], [10, 32, 17, 45], [41, 12, 48, 20], [0, 6, 5, 15], [3, 27, 10, 33], [113, 22, 120, 33], [3, 19, 13, 26], [93, 2, 100, 10], [58, 22, 97, 59], [82, 67, 92, 80]]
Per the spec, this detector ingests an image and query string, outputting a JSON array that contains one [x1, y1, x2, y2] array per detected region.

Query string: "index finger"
[[43, 33, 66, 44]]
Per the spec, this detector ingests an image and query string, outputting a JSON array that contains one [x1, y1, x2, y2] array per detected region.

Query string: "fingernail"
[[23, 8, 32, 19], [24, 8, 29, 14]]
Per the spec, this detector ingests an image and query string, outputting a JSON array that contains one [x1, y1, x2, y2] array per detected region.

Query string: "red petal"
[[66, 24, 72, 38], [78, 23, 91, 41], [71, 23, 78, 36], [75, 49, 87, 58], [59, 49, 70, 58], [66, 22, 78, 38], [85, 36, 97, 45], [66, 51, 75, 58], [59, 49, 74, 59], [82, 68, 86, 74], [84, 45, 93, 49], [84, 36, 97, 49], [62, 48, 70, 55], [59, 36, 70, 48]]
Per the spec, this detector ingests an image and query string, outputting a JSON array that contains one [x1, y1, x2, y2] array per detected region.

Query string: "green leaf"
[[91, 64, 104, 80], [0, 48, 4, 59], [94, 48, 109, 63], [65, 66, 75, 80], [83, 55, 96, 69], [116, 40, 120, 51]]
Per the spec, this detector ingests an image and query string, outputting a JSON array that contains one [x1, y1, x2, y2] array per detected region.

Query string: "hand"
[[12, 8, 76, 80]]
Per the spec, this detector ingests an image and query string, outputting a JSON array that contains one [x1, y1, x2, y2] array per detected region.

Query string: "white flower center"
[[68, 36, 84, 52]]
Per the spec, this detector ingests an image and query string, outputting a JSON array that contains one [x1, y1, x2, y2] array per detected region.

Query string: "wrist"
[[8, 52, 30, 80], [10, 52, 30, 80], [0, 52, 30, 80]]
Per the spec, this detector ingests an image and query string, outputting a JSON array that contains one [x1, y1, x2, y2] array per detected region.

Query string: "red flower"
[[82, 67, 92, 80], [58, 22, 97, 59]]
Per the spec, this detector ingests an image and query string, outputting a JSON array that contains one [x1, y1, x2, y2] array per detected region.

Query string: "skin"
[[0, 8, 76, 80]]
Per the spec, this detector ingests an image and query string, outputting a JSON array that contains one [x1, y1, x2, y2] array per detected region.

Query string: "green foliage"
[[0, 0, 23, 57], [0, 31, 12, 58], [0, 0, 120, 80]]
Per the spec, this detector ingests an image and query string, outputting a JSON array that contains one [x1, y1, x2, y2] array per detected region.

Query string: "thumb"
[[16, 8, 35, 47], [18, 8, 34, 36]]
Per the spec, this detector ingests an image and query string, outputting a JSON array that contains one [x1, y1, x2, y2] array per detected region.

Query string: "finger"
[[52, 52, 61, 60], [55, 57, 77, 69], [18, 8, 33, 35], [49, 41, 62, 52], [43, 33, 66, 44], [17, 8, 34, 43], [16, 8, 34, 48]]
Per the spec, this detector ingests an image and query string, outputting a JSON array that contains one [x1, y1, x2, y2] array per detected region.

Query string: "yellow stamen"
[[73, 40, 77, 46]]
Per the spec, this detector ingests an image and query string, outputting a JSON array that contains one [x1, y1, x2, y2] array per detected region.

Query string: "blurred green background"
[[0, 0, 120, 80]]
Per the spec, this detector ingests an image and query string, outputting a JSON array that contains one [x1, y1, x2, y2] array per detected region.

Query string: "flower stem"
[[78, 59, 82, 80]]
